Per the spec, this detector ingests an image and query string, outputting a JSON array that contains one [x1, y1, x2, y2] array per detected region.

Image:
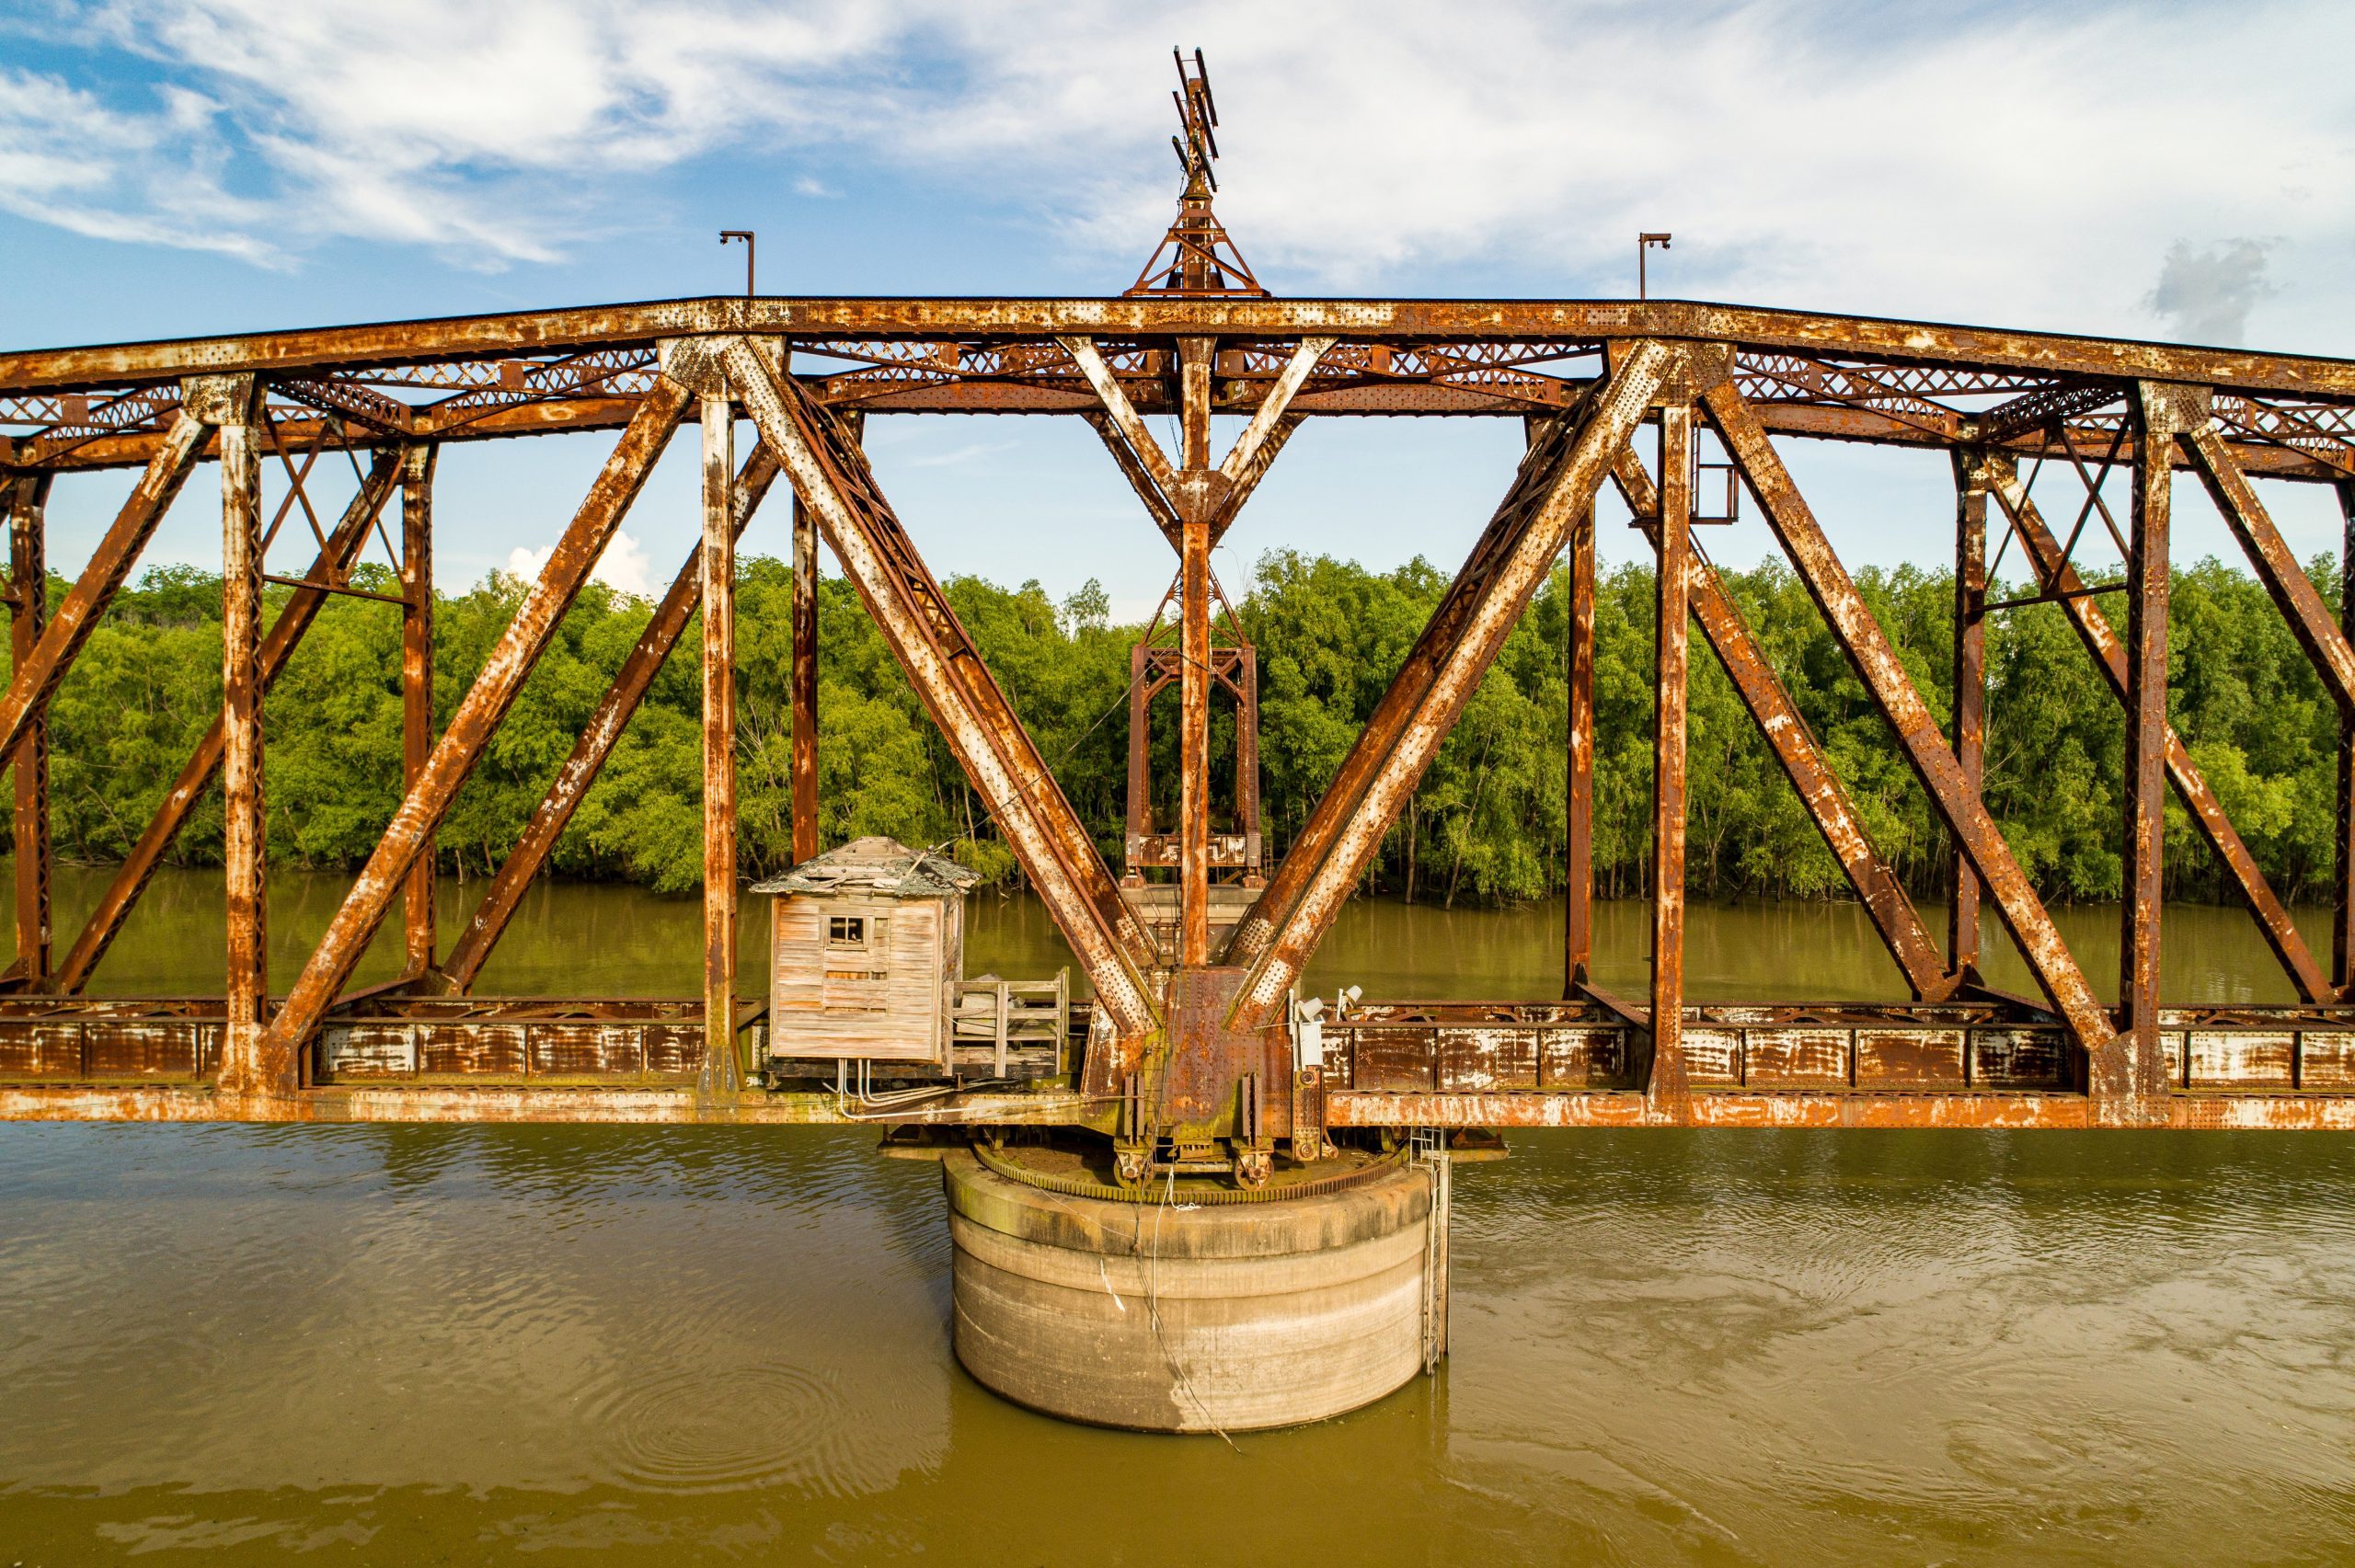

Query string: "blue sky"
[[6, 0, 2354, 619]]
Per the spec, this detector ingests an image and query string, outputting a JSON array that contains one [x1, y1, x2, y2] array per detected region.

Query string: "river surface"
[[4, 866, 2353, 1562]]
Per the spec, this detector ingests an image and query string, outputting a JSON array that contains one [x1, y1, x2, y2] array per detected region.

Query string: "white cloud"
[[505, 528, 653, 598], [2146, 239, 2278, 347], [8, 0, 2355, 343]]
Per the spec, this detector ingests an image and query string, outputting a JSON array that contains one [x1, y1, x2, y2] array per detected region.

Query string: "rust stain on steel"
[[1702, 372, 2120, 1068], [0, 1081, 1101, 1126], [1061, 337, 1182, 499], [1564, 493, 1596, 995], [1985, 453, 2331, 1003], [214, 376, 276, 1096], [18, 1081, 2354, 1131], [0, 407, 207, 766], [1178, 336, 1214, 967], [439, 446, 779, 991], [1228, 341, 1671, 1030], [791, 448, 820, 865], [399, 444, 437, 979], [1614, 443, 1950, 1002], [724, 338, 1161, 1041], [1648, 403, 1694, 1124], [43, 382, 2341, 486], [261, 380, 692, 1063], [6, 474, 52, 987], [699, 386, 742, 1089], [1083, 410, 1180, 545], [2185, 418, 2355, 714], [1949, 451, 1988, 982], [1067, 333, 1325, 565], [14, 296, 2355, 401], [1325, 1089, 2097, 1129], [2107, 383, 2183, 1126], [2340, 479, 2355, 994], [55, 449, 405, 993]]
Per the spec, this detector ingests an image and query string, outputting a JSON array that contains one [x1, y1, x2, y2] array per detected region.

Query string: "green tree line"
[[15, 546, 2343, 908]]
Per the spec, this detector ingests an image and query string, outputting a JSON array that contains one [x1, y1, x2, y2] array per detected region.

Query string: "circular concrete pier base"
[[944, 1146, 1435, 1433]]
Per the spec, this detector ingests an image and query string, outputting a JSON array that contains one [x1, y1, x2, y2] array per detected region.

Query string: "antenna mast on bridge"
[[1126, 49, 1269, 297]]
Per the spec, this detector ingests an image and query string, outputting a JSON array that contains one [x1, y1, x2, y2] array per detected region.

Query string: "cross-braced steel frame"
[[6, 288, 2355, 1136]]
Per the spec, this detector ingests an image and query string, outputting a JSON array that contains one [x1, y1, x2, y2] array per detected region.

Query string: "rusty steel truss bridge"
[[7, 56, 2355, 1152]]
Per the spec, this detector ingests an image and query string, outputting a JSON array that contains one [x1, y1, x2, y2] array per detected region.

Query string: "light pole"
[[720, 230, 755, 297], [1638, 232, 1672, 300]]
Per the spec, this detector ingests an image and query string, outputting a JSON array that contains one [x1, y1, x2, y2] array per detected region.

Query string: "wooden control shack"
[[754, 837, 979, 1069]]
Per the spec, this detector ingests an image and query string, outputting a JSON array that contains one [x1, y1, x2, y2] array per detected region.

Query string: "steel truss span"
[[6, 288, 2355, 1138]]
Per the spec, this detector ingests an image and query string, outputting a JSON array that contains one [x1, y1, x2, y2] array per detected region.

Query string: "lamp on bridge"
[[1638, 230, 1676, 297], [719, 229, 755, 297]]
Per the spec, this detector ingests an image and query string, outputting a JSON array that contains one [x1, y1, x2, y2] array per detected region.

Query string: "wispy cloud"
[[907, 440, 1018, 469], [5, 0, 2353, 343]]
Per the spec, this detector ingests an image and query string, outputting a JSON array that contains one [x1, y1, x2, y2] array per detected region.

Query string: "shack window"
[[827, 916, 865, 945]]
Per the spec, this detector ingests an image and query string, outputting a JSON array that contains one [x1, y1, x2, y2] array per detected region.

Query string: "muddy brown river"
[[3, 865, 2351, 1562]]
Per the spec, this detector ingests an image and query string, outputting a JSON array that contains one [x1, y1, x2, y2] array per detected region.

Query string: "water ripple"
[[585, 1362, 856, 1496]]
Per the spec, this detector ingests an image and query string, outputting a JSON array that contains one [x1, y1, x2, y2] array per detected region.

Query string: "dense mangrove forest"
[[18, 546, 2343, 909]]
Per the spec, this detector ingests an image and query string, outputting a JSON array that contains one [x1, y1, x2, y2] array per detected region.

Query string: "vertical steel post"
[[399, 444, 436, 979], [2339, 477, 2355, 997], [213, 378, 275, 1094], [1564, 498, 1596, 995], [2112, 384, 2177, 1122], [1236, 643, 1262, 883], [790, 488, 820, 867], [6, 475, 52, 987], [1949, 451, 1988, 983], [1648, 407, 1694, 1120], [702, 389, 741, 1085], [1124, 641, 1152, 873], [1178, 337, 1214, 967]]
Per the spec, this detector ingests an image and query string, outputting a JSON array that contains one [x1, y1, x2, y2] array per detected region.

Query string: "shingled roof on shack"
[[748, 836, 981, 899]]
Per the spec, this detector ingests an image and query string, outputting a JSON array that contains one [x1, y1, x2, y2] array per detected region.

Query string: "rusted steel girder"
[[435, 447, 781, 992], [0, 406, 208, 769], [213, 376, 273, 1097], [1063, 334, 1330, 546], [791, 479, 820, 866], [32, 374, 2345, 488], [1177, 337, 1213, 966], [2341, 479, 2355, 994], [1563, 493, 1596, 997], [1700, 372, 2120, 1069], [6, 475, 52, 989], [1226, 341, 1671, 1030], [699, 385, 741, 1089], [1612, 444, 1950, 1001], [14, 297, 2355, 401], [2183, 417, 2355, 716], [399, 445, 436, 979], [1648, 404, 1695, 1122], [53, 448, 405, 994], [1949, 452, 1989, 983], [259, 380, 692, 1066], [723, 336, 1162, 1042], [2109, 384, 2195, 1126], [1983, 453, 2330, 1004]]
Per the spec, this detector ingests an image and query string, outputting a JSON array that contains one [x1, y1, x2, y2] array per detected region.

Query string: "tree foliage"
[[17, 545, 2345, 909]]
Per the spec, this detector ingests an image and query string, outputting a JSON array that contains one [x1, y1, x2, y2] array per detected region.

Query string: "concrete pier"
[[944, 1145, 1443, 1433]]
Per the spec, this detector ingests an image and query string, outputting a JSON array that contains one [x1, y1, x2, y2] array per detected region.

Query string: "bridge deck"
[[2, 995, 2349, 1130]]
